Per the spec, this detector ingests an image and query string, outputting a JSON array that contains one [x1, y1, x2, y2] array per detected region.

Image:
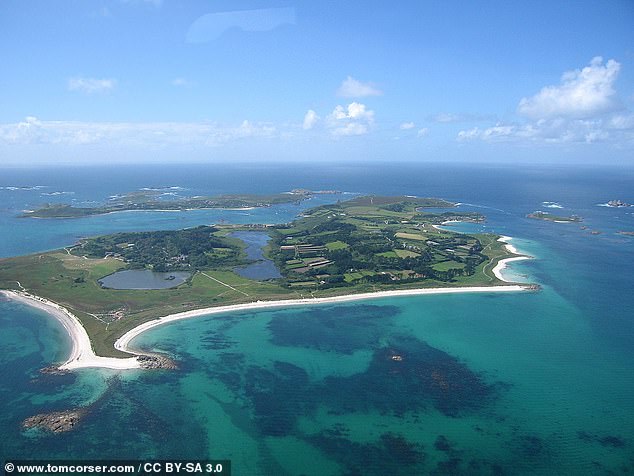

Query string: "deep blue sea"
[[1, 162, 633, 475]]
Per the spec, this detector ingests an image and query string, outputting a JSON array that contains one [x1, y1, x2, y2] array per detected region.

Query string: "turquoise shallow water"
[[1, 163, 633, 474]]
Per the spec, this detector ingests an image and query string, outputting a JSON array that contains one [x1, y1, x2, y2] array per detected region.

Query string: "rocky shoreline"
[[23, 357, 177, 434]]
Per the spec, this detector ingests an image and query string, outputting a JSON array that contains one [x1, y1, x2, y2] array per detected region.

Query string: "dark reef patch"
[[244, 361, 313, 437], [599, 435, 626, 448], [68, 377, 209, 459], [578, 430, 626, 448], [201, 324, 504, 467], [430, 457, 508, 476], [267, 304, 399, 354], [306, 431, 425, 476], [434, 435, 453, 452], [209, 352, 247, 393], [204, 333, 502, 442], [321, 335, 497, 417], [517, 435, 545, 458], [30, 368, 77, 389], [200, 329, 236, 350]]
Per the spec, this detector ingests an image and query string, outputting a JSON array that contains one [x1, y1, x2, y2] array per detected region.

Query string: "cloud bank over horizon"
[[457, 58, 633, 146], [1, 2, 632, 165]]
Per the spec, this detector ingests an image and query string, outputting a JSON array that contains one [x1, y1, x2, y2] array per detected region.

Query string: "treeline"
[[77, 226, 240, 271]]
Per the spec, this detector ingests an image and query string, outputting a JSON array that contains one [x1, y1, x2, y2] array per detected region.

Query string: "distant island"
[[22, 188, 344, 218], [527, 211, 582, 223], [1, 195, 532, 368], [605, 200, 631, 208]]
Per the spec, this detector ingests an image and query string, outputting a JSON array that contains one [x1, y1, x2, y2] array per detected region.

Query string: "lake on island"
[[98, 269, 192, 290], [231, 230, 282, 280]]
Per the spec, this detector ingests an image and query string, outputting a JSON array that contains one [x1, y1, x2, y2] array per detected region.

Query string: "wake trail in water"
[[458, 202, 511, 214]]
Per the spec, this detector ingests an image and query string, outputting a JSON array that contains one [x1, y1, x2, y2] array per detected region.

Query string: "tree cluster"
[[78, 226, 239, 271]]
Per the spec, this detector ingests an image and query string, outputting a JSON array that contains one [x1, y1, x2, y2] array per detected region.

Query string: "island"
[[21, 188, 328, 218], [0, 195, 533, 369], [606, 200, 631, 208], [527, 210, 582, 223]]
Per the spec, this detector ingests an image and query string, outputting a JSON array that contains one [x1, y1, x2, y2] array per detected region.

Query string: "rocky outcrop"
[[39, 365, 70, 375], [23, 408, 87, 433], [137, 354, 178, 370]]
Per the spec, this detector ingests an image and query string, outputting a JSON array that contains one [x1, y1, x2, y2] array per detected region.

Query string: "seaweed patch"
[[306, 431, 426, 476], [321, 335, 498, 417], [267, 304, 399, 354]]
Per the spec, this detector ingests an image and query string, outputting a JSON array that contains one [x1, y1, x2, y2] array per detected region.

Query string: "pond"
[[230, 231, 282, 280], [98, 269, 192, 290]]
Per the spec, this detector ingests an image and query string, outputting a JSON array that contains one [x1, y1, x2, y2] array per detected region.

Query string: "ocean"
[[1, 162, 633, 474]]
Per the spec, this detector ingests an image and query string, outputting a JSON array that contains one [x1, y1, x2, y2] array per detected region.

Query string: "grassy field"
[[0, 252, 295, 357], [325, 240, 349, 250], [432, 261, 467, 272], [395, 232, 427, 241]]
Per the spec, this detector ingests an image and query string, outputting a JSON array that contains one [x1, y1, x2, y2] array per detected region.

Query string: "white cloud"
[[187, 8, 295, 43], [457, 58, 633, 148], [327, 102, 375, 136], [457, 116, 634, 145], [417, 128, 429, 138], [400, 122, 415, 130], [302, 110, 319, 130], [518, 57, 621, 119], [431, 113, 494, 123], [433, 113, 461, 123], [0, 117, 277, 147], [337, 76, 382, 98], [68, 77, 116, 94], [331, 102, 374, 121], [609, 114, 634, 130], [331, 123, 369, 137]]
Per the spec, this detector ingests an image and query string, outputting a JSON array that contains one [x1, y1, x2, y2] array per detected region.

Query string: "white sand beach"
[[114, 284, 528, 360], [0, 290, 140, 370], [493, 236, 531, 282], [3, 267, 530, 371]]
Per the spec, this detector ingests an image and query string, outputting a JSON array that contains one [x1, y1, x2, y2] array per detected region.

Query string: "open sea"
[[1, 162, 633, 475]]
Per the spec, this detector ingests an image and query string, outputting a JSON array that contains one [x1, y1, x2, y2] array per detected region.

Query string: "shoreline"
[[1, 235, 534, 371], [3, 283, 529, 371], [492, 236, 531, 281], [0, 290, 140, 370], [114, 284, 529, 358]]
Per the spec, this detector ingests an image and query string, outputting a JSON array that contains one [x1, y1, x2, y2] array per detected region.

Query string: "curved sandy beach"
[[0, 290, 140, 370], [1, 239, 533, 370], [114, 284, 528, 359], [492, 236, 531, 281]]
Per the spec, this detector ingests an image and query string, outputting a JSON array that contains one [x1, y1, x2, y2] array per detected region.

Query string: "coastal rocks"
[[137, 354, 178, 370], [39, 365, 70, 375], [524, 284, 541, 291], [23, 408, 87, 433], [606, 200, 631, 208]]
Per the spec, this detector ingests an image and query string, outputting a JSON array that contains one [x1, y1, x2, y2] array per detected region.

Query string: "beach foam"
[[493, 236, 531, 282]]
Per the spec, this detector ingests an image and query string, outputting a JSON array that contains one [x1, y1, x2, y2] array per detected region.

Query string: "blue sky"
[[1, 0, 633, 165]]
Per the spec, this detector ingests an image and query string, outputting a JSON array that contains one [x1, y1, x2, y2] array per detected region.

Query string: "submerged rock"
[[23, 408, 87, 433]]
